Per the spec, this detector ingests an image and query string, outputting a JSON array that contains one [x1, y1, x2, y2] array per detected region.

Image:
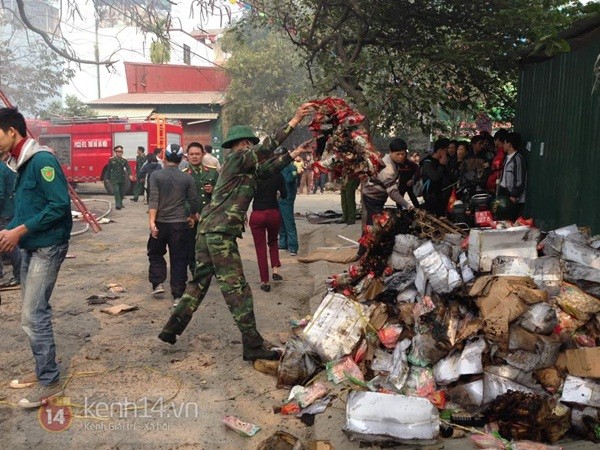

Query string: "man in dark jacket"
[[131, 146, 147, 202], [0, 107, 72, 408], [420, 138, 450, 217], [393, 143, 420, 208], [147, 143, 199, 305]]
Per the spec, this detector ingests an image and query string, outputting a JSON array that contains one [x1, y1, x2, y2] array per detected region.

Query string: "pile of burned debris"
[[263, 210, 600, 448]]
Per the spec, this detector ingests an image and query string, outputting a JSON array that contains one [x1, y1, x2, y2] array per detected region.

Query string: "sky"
[[60, 0, 244, 102]]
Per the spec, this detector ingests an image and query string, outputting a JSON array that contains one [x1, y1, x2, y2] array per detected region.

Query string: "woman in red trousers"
[[249, 171, 286, 292]]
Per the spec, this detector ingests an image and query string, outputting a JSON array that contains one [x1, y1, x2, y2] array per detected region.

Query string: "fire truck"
[[28, 117, 183, 194]]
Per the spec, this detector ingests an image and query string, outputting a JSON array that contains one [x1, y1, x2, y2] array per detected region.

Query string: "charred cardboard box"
[[468, 227, 541, 272], [565, 347, 600, 379], [469, 276, 547, 351]]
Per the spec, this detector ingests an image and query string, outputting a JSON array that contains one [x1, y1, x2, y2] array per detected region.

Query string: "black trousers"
[[398, 186, 420, 208], [357, 195, 386, 256], [147, 221, 191, 299], [424, 191, 446, 217]]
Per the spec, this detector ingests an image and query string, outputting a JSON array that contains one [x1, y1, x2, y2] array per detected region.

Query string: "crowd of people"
[[0, 102, 528, 409], [414, 130, 527, 220], [100, 124, 530, 307]]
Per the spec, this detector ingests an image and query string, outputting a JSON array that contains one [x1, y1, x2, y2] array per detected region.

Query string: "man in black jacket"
[[420, 138, 450, 217], [394, 142, 421, 208]]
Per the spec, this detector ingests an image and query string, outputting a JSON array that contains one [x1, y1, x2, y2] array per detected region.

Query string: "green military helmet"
[[492, 195, 518, 220], [222, 125, 259, 149]]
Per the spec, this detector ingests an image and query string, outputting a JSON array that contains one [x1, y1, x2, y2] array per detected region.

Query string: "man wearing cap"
[[106, 145, 132, 210], [147, 144, 199, 304], [362, 138, 414, 222], [158, 103, 314, 361], [358, 138, 414, 256]]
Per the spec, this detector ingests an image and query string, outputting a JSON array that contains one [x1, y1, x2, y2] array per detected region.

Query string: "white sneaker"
[[172, 298, 180, 308], [18, 381, 63, 409], [151, 284, 165, 296]]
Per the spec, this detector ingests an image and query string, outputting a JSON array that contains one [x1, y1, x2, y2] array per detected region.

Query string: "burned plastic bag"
[[277, 338, 320, 389]]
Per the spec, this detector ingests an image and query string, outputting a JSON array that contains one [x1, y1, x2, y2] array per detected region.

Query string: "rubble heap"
[[263, 211, 600, 448]]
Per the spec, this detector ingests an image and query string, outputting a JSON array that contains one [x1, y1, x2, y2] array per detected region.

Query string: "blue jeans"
[[20, 243, 68, 386], [0, 217, 21, 281], [278, 199, 298, 253]]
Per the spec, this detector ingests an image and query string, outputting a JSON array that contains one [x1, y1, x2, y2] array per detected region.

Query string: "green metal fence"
[[516, 33, 600, 232]]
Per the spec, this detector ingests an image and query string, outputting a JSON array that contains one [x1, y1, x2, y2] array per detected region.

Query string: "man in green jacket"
[[184, 142, 219, 275], [131, 145, 147, 202], [159, 103, 314, 361], [107, 145, 132, 210], [0, 107, 72, 408]]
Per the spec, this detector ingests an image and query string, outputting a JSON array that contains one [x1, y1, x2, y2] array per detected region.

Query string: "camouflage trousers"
[[160, 232, 262, 346]]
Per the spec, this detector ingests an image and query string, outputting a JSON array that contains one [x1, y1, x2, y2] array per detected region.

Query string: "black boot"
[[241, 333, 281, 361], [158, 331, 177, 345], [158, 308, 194, 345]]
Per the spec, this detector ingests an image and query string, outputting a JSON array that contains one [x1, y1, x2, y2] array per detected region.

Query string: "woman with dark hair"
[[410, 151, 421, 164], [456, 141, 470, 170], [249, 170, 286, 292]]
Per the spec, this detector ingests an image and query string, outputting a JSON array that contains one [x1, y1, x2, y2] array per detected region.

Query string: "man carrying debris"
[[0, 107, 72, 408], [358, 138, 414, 256], [158, 103, 314, 361], [362, 138, 414, 221]]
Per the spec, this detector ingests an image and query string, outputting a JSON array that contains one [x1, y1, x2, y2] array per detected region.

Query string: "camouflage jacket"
[[198, 124, 295, 237], [107, 156, 132, 182], [186, 163, 219, 212]]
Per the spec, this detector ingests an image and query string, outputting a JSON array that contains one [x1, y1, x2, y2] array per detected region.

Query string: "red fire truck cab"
[[28, 118, 183, 194]]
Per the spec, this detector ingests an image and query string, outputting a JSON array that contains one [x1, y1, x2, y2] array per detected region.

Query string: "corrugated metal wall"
[[124, 62, 231, 93], [516, 31, 600, 232]]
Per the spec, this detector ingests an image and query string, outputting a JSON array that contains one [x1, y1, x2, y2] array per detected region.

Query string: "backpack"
[[412, 178, 430, 197], [413, 159, 431, 197]]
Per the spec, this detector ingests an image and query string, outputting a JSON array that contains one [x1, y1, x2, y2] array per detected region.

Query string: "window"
[[183, 44, 191, 65]]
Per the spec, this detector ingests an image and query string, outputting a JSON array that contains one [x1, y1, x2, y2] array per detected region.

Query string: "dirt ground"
[[0, 188, 361, 449], [0, 187, 595, 450]]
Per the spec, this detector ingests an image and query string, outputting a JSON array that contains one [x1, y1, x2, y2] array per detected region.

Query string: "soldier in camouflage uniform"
[[106, 145, 132, 210], [184, 142, 219, 274], [131, 146, 147, 202], [159, 103, 314, 361]]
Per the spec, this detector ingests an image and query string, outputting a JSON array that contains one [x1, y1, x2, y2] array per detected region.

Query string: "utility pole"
[[95, 13, 101, 98]]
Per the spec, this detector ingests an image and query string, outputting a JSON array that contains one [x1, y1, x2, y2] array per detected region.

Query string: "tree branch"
[[13, 0, 117, 65]]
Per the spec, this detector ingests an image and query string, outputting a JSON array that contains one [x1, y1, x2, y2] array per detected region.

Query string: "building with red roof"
[[89, 62, 230, 157]]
